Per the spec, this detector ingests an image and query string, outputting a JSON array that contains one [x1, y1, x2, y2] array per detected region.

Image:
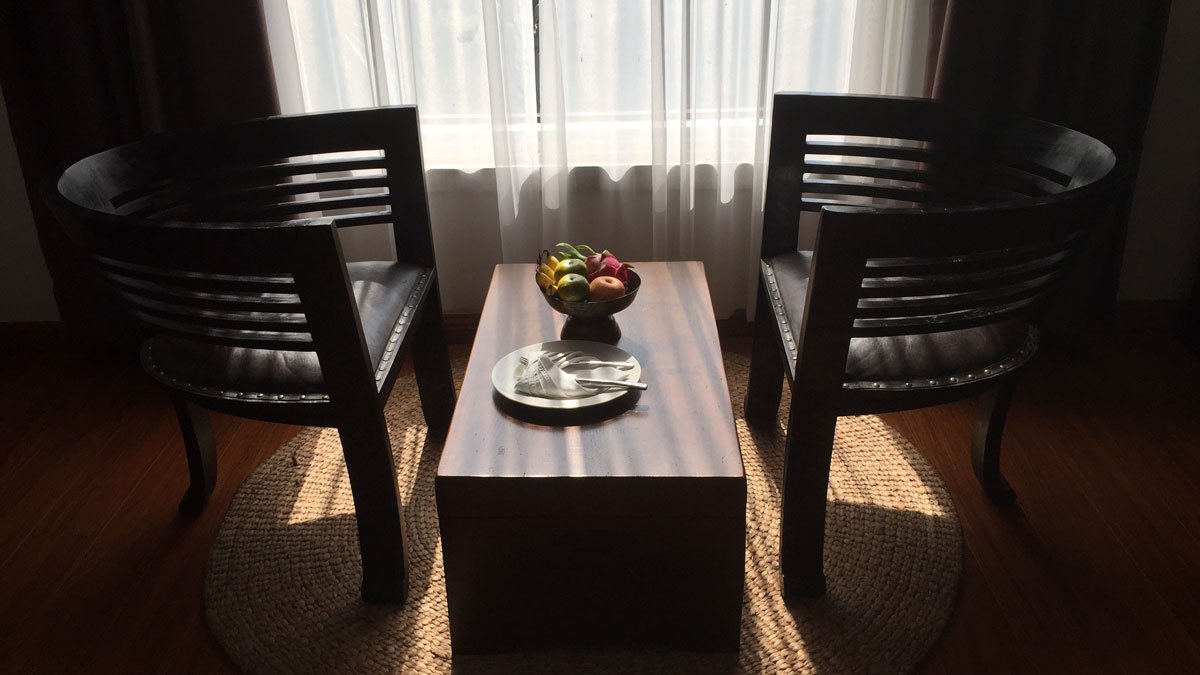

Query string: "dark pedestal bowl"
[[541, 270, 640, 344]]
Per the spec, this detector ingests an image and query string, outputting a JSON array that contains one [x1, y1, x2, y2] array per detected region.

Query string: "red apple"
[[588, 275, 625, 301]]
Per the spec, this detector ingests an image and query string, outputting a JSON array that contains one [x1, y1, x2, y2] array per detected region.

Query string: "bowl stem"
[[560, 315, 621, 344]]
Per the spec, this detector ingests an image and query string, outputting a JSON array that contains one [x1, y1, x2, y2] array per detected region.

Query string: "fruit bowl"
[[542, 269, 641, 318], [542, 270, 640, 343], [536, 244, 639, 343]]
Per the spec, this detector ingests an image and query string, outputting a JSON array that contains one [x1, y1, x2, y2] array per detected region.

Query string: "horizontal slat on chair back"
[[46, 110, 434, 355], [816, 198, 1111, 338], [70, 220, 328, 351], [801, 136, 1070, 209], [761, 94, 1119, 354], [67, 106, 434, 266], [761, 94, 1115, 259], [95, 107, 414, 194], [115, 156, 392, 220], [95, 253, 312, 351], [112, 152, 392, 226]]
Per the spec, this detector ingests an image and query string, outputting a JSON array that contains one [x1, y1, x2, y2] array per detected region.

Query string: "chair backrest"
[[760, 93, 1121, 384], [47, 107, 434, 394]]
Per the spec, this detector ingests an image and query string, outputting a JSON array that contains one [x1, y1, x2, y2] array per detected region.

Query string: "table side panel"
[[440, 512, 746, 654], [435, 475, 746, 520]]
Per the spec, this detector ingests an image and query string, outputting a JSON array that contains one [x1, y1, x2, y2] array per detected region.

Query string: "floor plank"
[[1, 326, 1198, 673]]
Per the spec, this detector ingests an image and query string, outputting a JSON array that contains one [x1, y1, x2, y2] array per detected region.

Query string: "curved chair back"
[[762, 94, 1116, 254], [760, 94, 1121, 387], [59, 106, 434, 258], [47, 106, 435, 404]]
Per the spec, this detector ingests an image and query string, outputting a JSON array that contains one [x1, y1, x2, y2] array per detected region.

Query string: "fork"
[[520, 351, 635, 369], [575, 377, 648, 391]]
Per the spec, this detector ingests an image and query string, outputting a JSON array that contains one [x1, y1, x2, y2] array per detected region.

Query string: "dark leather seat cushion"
[[769, 251, 1030, 382], [144, 261, 424, 394]]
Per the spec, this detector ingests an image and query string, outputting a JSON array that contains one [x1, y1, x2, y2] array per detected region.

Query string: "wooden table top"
[[437, 261, 743, 480]]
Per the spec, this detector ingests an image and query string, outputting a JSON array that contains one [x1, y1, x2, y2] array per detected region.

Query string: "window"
[[263, 0, 930, 173]]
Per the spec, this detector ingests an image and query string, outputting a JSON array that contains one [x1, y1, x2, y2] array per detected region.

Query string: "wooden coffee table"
[[436, 261, 745, 655]]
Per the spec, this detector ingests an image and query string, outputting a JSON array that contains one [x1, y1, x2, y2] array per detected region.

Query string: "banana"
[[546, 255, 560, 269], [544, 284, 557, 297], [535, 271, 554, 290], [538, 263, 555, 278]]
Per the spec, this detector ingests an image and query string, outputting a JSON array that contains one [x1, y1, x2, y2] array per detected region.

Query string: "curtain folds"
[[927, 0, 1171, 339], [0, 0, 280, 351], [263, 0, 931, 316]]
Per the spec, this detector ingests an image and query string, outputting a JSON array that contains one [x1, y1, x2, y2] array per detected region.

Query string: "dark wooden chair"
[[744, 93, 1122, 600], [46, 106, 456, 603]]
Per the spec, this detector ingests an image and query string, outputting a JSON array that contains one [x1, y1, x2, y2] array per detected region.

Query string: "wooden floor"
[[1, 322, 1198, 673]]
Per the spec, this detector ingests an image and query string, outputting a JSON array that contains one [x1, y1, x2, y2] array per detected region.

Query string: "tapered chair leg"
[[779, 398, 840, 600], [972, 378, 1018, 504], [171, 395, 216, 518], [412, 279, 456, 438], [745, 282, 785, 428], [338, 411, 408, 603]]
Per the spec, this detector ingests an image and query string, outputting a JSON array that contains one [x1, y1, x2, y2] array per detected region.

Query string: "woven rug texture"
[[206, 352, 961, 673]]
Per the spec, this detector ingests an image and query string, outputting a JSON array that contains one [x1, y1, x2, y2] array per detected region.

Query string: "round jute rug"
[[206, 352, 961, 674]]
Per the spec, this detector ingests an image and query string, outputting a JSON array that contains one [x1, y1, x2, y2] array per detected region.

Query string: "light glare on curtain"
[[261, 0, 929, 318]]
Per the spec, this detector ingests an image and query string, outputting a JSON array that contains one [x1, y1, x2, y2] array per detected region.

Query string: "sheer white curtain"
[[262, 0, 929, 316]]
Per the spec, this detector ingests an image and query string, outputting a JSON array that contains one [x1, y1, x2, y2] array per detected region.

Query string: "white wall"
[[1118, 0, 1200, 301], [0, 85, 58, 322]]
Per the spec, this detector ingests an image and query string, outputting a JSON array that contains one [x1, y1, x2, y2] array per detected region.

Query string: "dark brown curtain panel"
[[926, 0, 1171, 342], [0, 0, 279, 352]]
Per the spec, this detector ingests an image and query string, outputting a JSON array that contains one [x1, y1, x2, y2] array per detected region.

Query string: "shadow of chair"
[[46, 106, 455, 603], [743, 93, 1123, 599]]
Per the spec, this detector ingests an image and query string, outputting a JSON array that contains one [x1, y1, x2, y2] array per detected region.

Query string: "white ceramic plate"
[[491, 340, 643, 409]]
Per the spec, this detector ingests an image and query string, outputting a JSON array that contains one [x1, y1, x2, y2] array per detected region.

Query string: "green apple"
[[556, 273, 590, 302], [554, 258, 587, 280]]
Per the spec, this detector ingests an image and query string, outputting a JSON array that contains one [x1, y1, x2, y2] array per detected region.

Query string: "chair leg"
[[171, 395, 216, 518], [412, 279, 456, 438], [972, 378, 1018, 504], [338, 411, 408, 603], [779, 397, 839, 600], [744, 281, 784, 428]]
